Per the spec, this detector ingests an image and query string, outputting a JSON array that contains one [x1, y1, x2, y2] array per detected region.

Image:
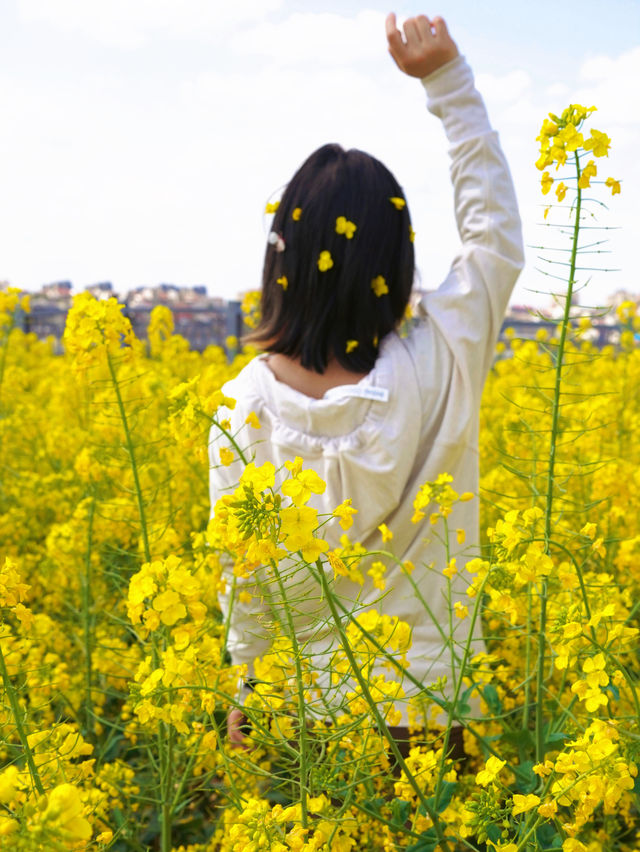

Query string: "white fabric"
[[208, 54, 524, 722]]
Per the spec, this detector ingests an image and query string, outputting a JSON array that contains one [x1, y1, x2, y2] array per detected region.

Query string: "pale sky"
[[1, 0, 639, 310]]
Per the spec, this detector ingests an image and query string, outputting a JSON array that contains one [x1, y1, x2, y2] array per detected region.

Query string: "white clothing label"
[[323, 385, 390, 403]]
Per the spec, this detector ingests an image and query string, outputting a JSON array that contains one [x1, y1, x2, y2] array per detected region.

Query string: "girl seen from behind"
[[209, 12, 524, 751]]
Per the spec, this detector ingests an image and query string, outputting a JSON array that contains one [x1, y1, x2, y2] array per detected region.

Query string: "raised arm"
[[387, 13, 524, 397]]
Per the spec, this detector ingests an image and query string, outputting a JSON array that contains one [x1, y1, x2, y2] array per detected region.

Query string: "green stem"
[[433, 518, 457, 813], [160, 724, 175, 852], [148, 631, 170, 851], [106, 351, 151, 563], [271, 561, 309, 829], [311, 559, 452, 852], [0, 637, 45, 794], [209, 417, 250, 467], [81, 494, 96, 739], [537, 151, 583, 763]]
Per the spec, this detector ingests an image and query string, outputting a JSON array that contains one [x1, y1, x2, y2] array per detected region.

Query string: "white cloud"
[[19, 0, 285, 48], [3, 6, 639, 310], [475, 69, 531, 103], [229, 10, 385, 65]]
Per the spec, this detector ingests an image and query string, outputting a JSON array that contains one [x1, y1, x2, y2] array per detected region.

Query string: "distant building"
[[12, 279, 637, 354], [41, 281, 72, 301], [607, 289, 640, 310], [86, 282, 115, 300]]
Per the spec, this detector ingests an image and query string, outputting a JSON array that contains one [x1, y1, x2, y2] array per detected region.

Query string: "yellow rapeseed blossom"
[[333, 498, 358, 530], [476, 756, 507, 786], [219, 447, 234, 466], [317, 250, 334, 272], [371, 275, 389, 297], [377, 523, 393, 543], [605, 176, 621, 194], [577, 159, 597, 189], [335, 216, 357, 239], [0, 109, 636, 850]]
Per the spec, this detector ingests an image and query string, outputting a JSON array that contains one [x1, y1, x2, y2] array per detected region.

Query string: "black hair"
[[245, 143, 415, 373]]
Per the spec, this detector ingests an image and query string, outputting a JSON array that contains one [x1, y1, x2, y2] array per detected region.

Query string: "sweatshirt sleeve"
[[416, 54, 524, 403]]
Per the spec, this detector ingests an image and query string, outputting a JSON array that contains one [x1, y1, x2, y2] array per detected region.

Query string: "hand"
[[227, 707, 248, 747], [386, 13, 458, 79]]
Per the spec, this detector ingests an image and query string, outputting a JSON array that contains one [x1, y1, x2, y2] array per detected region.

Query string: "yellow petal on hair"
[[389, 196, 406, 210], [371, 275, 388, 297], [292, 207, 302, 220], [346, 340, 359, 353], [277, 276, 288, 290], [335, 216, 357, 239], [318, 251, 334, 272], [265, 201, 280, 214], [409, 226, 415, 242]]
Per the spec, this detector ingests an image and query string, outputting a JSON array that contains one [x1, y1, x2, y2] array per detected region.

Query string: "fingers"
[[432, 15, 448, 35], [227, 708, 247, 746], [386, 12, 457, 77], [385, 11, 406, 62], [415, 14, 435, 42], [403, 16, 425, 44]]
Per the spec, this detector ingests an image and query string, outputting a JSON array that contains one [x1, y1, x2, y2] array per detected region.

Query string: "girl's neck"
[[265, 354, 369, 400]]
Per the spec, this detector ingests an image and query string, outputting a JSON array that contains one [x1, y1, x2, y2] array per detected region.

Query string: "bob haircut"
[[245, 143, 415, 374]]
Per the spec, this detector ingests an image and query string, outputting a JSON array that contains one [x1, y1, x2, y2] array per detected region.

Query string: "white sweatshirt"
[[209, 55, 524, 723]]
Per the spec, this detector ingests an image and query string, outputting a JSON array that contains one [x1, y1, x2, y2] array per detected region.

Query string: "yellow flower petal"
[[371, 275, 389, 297], [318, 250, 334, 272]]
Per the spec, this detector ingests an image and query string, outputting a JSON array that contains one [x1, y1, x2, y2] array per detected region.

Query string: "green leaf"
[[536, 823, 562, 849], [483, 684, 502, 714], [390, 798, 412, 828], [363, 797, 385, 817], [426, 780, 458, 814], [486, 823, 502, 844], [501, 728, 535, 751], [406, 829, 439, 852], [543, 730, 568, 751], [514, 760, 537, 793]]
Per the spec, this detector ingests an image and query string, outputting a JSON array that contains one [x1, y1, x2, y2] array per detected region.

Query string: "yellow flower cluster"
[[62, 291, 139, 370], [0, 117, 638, 848], [536, 103, 621, 208], [0, 285, 30, 333]]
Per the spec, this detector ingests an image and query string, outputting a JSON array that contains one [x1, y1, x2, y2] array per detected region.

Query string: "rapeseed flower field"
[[0, 107, 638, 852]]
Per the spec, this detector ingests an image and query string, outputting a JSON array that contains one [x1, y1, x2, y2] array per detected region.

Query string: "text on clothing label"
[[324, 385, 390, 403]]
